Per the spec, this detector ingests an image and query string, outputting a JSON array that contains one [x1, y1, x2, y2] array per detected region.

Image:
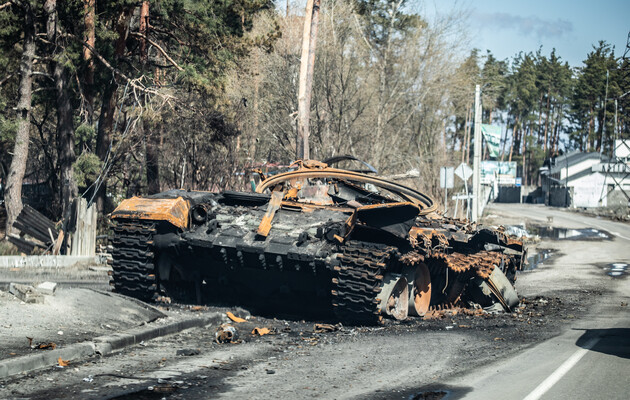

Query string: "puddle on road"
[[409, 390, 449, 400], [524, 249, 554, 271], [606, 263, 628, 278], [505, 225, 612, 241], [532, 226, 612, 241], [107, 384, 178, 400]]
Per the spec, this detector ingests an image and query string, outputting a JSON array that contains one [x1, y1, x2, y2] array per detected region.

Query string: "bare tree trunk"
[[465, 104, 472, 164], [508, 115, 519, 163], [304, 0, 320, 159], [550, 107, 558, 154], [251, 50, 260, 160], [296, 0, 316, 160], [500, 125, 509, 162], [139, 1, 149, 64], [537, 93, 543, 144], [374, 0, 404, 169], [46, 0, 78, 218], [145, 121, 161, 194], [5, 3, 35, 236], [95, 8, 131, 213], [522, 124, 528, 186], [543, 96, 551, 153], [461, 105, 470, 163], [55, 65, 78, 216], [83, 0, 95, 121], [588, 106, 594, 151]]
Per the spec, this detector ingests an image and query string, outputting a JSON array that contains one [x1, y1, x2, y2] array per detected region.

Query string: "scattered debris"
[[8, 204, 59, 254], [226, 312, 247, 323], [215, 324, 239, 344], [251, 327, 271, 336], [57, 357, 69, 367], [36, 281, 57, 296], [147, 383, 177, 393], [27, 337, 57, 350], [176, 348, 201, 356], [83, 375, 94, 383], [313, 323, 340, 333], [9, 283, 43, 304]]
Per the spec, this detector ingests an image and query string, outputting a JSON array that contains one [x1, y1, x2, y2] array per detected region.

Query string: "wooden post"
[[70, 198, 97, 256], [297, 0, 320, 160]]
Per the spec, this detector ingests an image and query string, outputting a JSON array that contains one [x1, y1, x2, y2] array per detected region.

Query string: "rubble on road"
[[8, 283, 43, 304], [35, 281, 57, 295], [215, 324, 239, 344]]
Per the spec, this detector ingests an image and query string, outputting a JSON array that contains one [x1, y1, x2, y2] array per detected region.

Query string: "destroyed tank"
[[110, 160, 525, 324]]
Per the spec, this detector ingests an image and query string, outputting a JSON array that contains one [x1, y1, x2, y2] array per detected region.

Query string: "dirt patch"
[[0, 288, 165, 359]]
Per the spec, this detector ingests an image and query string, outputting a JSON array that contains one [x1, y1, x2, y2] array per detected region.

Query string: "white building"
[[542, 145, 630, 208]]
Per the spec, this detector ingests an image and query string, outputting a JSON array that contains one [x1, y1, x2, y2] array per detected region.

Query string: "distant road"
[[450, 203, 630, 400]]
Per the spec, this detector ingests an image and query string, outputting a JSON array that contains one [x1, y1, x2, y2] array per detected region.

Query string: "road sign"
[[515, 177, 522, 187], [440, 167, 454, 189], [454, 163, 473, 182]]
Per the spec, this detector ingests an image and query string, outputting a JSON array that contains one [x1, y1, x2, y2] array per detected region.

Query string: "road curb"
[[93, 314, 223, 356], [0, 313, 224, 380]]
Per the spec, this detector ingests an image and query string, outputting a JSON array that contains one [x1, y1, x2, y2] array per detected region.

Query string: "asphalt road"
[[0, 203, 628, 400], [454, 203, 630, 400]]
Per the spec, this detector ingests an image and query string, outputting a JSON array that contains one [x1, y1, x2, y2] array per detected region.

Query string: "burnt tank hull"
[[110, 163, 525, 325]]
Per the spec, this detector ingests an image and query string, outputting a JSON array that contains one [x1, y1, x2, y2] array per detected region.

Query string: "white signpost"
[[454, 163, 473, 181], [440, 167, 454, 215], [454, 162, 473, 220]]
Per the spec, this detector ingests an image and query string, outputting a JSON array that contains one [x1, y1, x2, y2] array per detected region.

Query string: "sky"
[[424, 0, 629, 67]]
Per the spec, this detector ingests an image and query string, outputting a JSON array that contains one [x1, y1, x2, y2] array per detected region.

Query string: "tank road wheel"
[[403, 263, 432, 317], [110, 220, 159, 301]]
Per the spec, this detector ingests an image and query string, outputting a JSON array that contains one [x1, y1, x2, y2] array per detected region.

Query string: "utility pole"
[[296, 0, 320, 160], [600, 69, 609, 156], [472, 85, 482, 223]]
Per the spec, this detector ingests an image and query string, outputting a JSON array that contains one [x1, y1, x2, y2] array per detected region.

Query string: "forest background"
[[0, 0, 628, 235]]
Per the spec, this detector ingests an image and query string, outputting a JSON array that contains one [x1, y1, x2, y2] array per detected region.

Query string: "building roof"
[[549, 151, 609, 175]]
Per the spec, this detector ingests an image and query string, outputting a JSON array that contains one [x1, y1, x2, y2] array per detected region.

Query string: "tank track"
[[110, 220, 158, 301], [331, 243, 395, 325]]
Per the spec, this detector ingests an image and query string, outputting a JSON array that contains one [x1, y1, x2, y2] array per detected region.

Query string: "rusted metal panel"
[[257, 191, 284, 237], [111, 197, 190, 230], [256, 166, 437, 213]]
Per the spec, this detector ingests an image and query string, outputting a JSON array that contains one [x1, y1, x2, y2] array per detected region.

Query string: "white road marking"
[[523, 337, 600, 400], [608, 231, 630, 241], [591, 224, 630, 241]]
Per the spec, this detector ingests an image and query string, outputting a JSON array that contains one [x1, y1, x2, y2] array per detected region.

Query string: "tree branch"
[[77, 37, 174, 100], [0, 2, 11, 11], [0, 72, 14, 86], [129, 31, 183, 71]]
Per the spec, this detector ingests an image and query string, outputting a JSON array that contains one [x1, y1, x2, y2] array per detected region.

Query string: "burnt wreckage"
[[110, 160, 524, 324]]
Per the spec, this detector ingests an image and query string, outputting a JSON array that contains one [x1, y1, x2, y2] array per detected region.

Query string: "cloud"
[[476, 12, 573, 39]]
